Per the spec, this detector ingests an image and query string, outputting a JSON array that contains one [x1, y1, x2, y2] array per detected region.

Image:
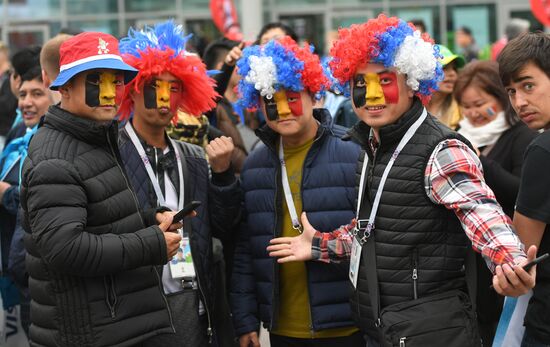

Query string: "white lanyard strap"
[[125, 122, 185, 209], [279, 139, 302, 231], [356, 108, 428, 244]]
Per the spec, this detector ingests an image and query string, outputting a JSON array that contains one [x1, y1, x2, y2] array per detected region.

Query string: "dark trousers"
[[140, 290, 209, 347], [270, 331, 365, 347]]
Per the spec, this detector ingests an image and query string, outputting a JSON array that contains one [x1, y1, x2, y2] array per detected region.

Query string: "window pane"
[[8, 0, 60, 19], [448, 4, 496, 55], [68, 20, 119, 37], [66, 0, 118, 15], [125, 0, 176, 12], [392, 6, 440, 43]]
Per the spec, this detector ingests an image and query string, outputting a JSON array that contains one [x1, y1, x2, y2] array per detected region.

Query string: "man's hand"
[[158, 214, 182, 260], [267, 212, 316, 263], [492, 245, 537, 297], [225, 42, 245, 66], [239, 331, 260, 347], [156, 211, 183, 232], [206, 136, 234, 173]]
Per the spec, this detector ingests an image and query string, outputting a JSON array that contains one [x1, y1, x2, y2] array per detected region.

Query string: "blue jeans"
[[522, 330, 550, 347]]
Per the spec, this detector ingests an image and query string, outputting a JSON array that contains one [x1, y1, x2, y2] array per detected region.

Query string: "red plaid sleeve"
[[311, 220, 356, 263], [425, 139, 526, 272]]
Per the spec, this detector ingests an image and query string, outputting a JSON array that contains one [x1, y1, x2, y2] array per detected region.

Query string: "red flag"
[[531, 0, 550, 26], [210, 0, 243, 41]]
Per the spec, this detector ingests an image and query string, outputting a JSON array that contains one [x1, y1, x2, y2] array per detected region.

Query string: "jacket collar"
[[347, 97, 424, 151], [43, 104, 118, 146], [254, 108, 333, 153]]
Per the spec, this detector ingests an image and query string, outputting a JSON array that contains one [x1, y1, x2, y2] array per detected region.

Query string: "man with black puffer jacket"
[[231, 36, 363, 347], [20, 32, 181, 347]]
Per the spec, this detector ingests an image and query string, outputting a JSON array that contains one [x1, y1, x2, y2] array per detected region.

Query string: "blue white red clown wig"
[[237, 36, 330, 109], [118, 20, 218, 122], [329, 14, 443, 104]]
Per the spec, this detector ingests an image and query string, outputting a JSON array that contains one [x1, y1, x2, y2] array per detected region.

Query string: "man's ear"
[[58, 82, 71, 98], [41, 69, 51, 89]]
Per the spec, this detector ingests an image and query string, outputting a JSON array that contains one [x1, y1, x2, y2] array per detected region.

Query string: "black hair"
[[410, 19, 426, 32], [202, 38, 239, 70], [21, 65, 43, 83], [458, 26, 473, 36], [498, 32, 550, 87], [11, 46, 41, 78], [255, 22, 298, 44]]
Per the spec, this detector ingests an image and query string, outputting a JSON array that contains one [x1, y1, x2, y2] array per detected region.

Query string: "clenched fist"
[[206, 136, 234, 173]]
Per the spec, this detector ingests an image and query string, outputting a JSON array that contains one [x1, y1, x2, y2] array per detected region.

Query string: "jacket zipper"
[[412, 248, 418, 300], [301, 136, 322, 338], [188, 234, 213, 342], [270, 163, 282, 331], [106, 130, 176, 332], [104, 275, 117, 319]]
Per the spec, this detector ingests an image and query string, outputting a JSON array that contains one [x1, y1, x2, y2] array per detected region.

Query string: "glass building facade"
[[0, 0, 543, 56]]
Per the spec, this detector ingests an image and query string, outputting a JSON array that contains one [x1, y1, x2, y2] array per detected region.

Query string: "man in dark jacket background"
[[116, 21, 240, 346], [20, 32, 181, 347], [231, 37, 363, 347]]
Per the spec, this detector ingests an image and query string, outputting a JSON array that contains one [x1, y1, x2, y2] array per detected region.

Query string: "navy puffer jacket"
[[231, 109, 361, 336]]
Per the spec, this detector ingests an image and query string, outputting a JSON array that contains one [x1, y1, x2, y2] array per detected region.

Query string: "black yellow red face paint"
[[352, 71, 399, 108], [263, 90, 303, 121], [143, 79, 182, 113], [85, 71, 123, 107]]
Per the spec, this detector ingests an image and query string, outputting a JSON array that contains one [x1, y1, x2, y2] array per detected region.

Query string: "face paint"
[[285, 91, 303, 116], [85, 71, 123, 108], [377, 72, 399, 104], [263, 96, 278, 121], [352, 72, 399, 108], [144, 79, 182, 113], [352, 75, 366, 108], [486, 106, 496, 117]]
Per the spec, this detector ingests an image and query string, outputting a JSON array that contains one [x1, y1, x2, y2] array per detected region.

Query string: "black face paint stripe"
[[144, 82, 157, 109], [263, 96, 279, 121], [352, 75, 366, 108], [85, 73, 100, 108]]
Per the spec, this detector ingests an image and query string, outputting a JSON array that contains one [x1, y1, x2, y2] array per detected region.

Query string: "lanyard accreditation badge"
[[349, 108, 428, 288]]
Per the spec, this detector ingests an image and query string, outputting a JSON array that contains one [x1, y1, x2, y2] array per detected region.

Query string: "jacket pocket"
[[103, 275, 117, 319]]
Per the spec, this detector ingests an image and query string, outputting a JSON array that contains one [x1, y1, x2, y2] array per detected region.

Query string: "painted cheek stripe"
[[286, 91, 303, 116]]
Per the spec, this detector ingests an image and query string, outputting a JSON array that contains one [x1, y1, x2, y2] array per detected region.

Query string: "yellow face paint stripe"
[[364, 73, 386, 106], [274, 90, 291, 117], [156, 80, 171, 108], [99, 72, 116, 106]]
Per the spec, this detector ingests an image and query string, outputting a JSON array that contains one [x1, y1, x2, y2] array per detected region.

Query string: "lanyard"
[[355, 108, 427, 244], [125, 122, 185, 209], [279, 139, 302, 231]]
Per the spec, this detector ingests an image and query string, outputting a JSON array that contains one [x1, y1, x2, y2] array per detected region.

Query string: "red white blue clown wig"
[[236, 36, 330, 109], [118, 20, 218, 122], [329, 14, 443, 104]]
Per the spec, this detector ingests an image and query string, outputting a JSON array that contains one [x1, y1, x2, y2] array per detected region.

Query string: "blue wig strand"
[[373, 20, 413, 66], [119, 19, 192, 58]]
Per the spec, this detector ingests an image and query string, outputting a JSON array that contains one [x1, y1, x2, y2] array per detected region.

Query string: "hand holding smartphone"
[[172, 201, 201, 222]]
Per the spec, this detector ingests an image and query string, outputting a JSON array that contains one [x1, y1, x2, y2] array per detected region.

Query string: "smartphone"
[[172, 201, 202, 222], [490, 252, 549, 290], [522, 253, 549, 272]]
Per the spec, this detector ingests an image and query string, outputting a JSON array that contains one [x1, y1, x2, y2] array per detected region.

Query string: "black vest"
[[348, 100, 473, 337]]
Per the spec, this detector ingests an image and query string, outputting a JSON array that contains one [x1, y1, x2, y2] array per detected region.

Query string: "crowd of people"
[[0, 12, 547, 347]]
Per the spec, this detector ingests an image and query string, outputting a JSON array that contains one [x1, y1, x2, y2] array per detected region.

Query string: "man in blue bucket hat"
[[20, 31, 182, 347]]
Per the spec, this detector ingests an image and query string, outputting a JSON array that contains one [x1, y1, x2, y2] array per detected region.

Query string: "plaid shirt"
[[311, 139, 526, 272]]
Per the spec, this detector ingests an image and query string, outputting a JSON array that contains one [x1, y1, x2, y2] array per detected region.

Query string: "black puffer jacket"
[[20, 105, 174, 347]]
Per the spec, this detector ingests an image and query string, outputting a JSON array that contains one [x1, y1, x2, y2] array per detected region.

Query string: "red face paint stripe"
[[379, 72, 399, 104], [286, 91, 303, 116]]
